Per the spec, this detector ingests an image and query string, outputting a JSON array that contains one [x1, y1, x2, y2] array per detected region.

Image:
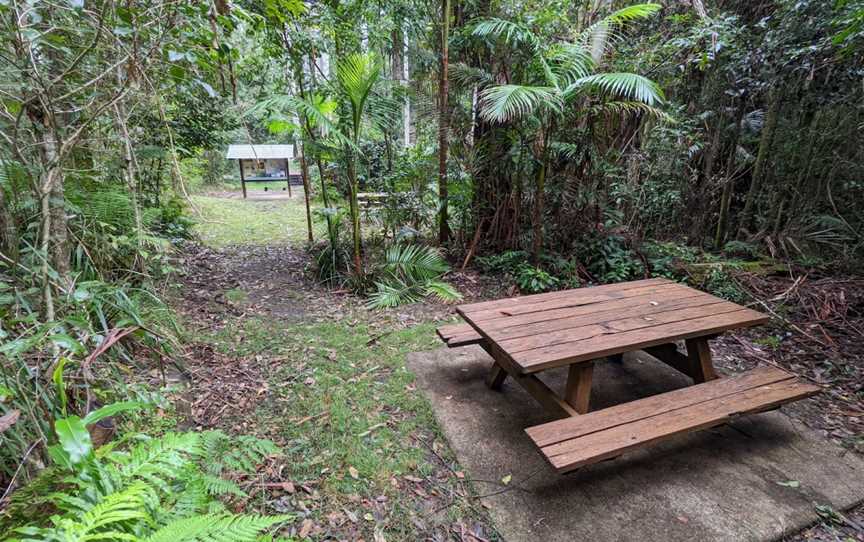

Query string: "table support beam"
[[643, 339, 718, 383], [480, 341, 577, 418]]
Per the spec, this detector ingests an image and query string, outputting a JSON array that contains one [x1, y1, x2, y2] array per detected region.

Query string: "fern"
[[8, 428, 289, 542], [142, 513, 291, 542]]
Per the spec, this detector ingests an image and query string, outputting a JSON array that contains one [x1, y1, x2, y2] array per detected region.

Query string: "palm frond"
[[547, 43, 594, 86], [337, 52, 382, 133], [422, 281, 463, 303], [383, 244, 449, 282], [471, 18, 542, 53], [565, 73, 664, 105], [479, 85, 562, 122], [586, 100, 674, 122], [577, 3, 661, 60], [450, 62, 495, 88]]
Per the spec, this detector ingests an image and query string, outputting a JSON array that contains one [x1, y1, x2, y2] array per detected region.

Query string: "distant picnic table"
[[437, 278, 820, 473]]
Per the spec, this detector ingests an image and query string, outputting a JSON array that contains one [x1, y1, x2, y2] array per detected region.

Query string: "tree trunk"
[[714, 98, 746, 247], [347, 158, 362, 276], [0, 181, 18, 262], [738, 86, 780, 237], [532, 128, 550, 264], [437, 0, 451, 245], [299, 144, 314, 243]]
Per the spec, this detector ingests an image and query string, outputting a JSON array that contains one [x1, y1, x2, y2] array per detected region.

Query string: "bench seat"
[[525, 366, 820, 473], [436, 323, 485, 347]]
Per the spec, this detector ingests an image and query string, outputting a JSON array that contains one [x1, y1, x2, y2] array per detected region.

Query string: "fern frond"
[[142, 513, 291, 542], [200, 474, 247, 498]]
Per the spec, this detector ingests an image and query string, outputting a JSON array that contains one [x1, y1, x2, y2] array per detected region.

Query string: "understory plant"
[[367, 243, 462, 308], [3, 399, 289, 542]]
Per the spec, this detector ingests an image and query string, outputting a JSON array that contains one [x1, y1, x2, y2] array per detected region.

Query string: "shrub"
[[515, 265, 560, 293], [475, 250, 530, 275]]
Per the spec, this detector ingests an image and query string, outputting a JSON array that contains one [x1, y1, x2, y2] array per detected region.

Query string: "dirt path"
[[168, 188, 502, 541]]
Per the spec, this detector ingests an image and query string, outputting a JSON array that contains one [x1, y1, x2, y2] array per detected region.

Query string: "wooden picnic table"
[[437, 278, 820, 473]]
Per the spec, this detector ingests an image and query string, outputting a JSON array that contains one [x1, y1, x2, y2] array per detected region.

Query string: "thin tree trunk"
[[714, 98, 745, 247], [0, 178, 18, 262], [437, 0, 451, 245], [738, 87, 780, 237], [532, 128, 550, 264], [299, 144, 313, 243]]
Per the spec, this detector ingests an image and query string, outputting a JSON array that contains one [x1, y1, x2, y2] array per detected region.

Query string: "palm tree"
[[256, 53, 382, 279], [336, 53, 382, 277], [473, 3, 666, 262]]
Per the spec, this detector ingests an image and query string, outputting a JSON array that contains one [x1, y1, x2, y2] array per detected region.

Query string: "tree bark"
[[738, 86, 780, 237], [437, 0, 451, 245]]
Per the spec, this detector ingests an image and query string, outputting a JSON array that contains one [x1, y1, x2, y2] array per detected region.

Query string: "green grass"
[[192, 193, 323, 247], [204, 316, 487, 537]]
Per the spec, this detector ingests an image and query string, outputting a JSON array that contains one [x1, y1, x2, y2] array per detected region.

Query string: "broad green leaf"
[[83, 401, 147, 426], [53, 357, 68, 415], [54, 416, 93, 465]]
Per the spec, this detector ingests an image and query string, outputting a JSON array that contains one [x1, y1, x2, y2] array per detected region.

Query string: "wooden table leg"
[[564, 362, 594, 414], [479, 340, 577, 418], [685, 337, 718, 383], [486, 361, 508, 390]]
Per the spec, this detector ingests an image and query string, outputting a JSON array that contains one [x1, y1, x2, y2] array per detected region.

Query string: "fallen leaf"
[[298, 518, 313, 538], [404, 475, 423, 483], [455, 471, 465, 479], [0, 410, 20, 433], [349, 466, 359, 479]]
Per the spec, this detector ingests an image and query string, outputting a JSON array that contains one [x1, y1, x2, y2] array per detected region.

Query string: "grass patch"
[[192, 194, 323, 247], [204, 316, 488, 538]]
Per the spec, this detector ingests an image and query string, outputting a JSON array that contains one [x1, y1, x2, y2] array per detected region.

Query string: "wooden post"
[[238, 159, 247, 199], [284, 158, 292, 197], [565, 362, 593, 414], [685, 338, 718, 383]]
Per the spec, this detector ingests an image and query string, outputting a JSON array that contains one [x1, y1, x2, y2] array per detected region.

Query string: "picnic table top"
[[456, 278, 769, 374]]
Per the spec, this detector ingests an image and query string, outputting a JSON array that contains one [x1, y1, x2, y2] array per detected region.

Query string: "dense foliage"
[[1, 0, 863, 534]]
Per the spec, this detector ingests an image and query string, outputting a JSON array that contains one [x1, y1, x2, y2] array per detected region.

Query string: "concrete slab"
[[407, 346, 864, 542]]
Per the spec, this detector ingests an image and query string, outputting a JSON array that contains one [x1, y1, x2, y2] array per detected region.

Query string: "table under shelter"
[[437, 278, 820, 473], [226, 144, 296, 198]]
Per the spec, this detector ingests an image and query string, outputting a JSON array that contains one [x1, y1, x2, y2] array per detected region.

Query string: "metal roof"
[[226, 144, 294, 160]]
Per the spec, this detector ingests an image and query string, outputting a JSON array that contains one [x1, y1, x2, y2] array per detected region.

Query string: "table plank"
[[498, 301, 747, 354], [457, 278, 672, 316], [484, 291, 723, 341], [461, 281, 684, 323], [541, 378, 820, 472], [526, 365, 794, 448], [511, 308, 768, 372]]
